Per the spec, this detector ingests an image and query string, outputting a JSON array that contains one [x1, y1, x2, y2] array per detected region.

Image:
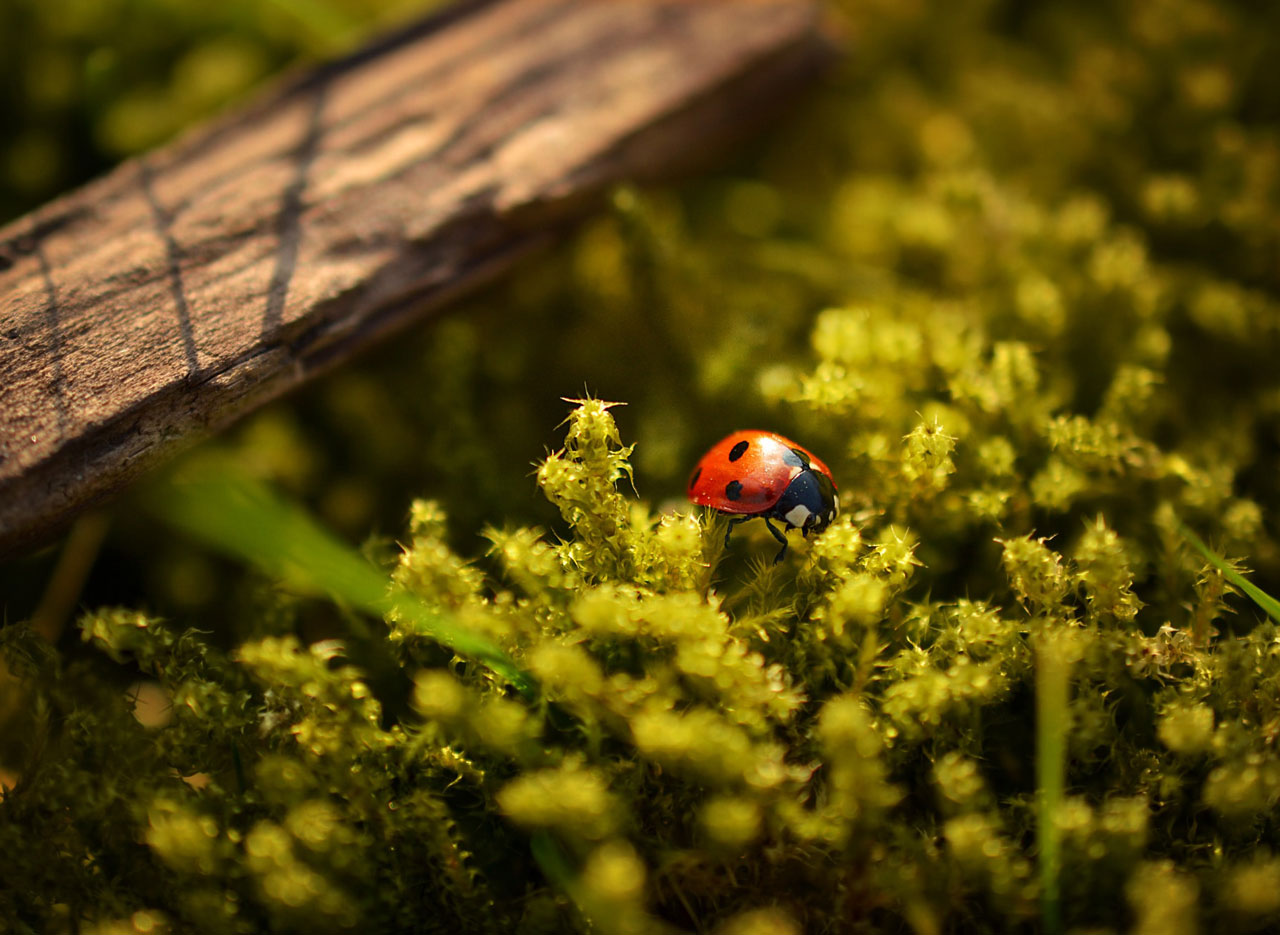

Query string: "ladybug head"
[[773, 468, 838, 533]]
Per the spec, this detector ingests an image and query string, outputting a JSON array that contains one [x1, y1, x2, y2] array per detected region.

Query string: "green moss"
[[5, 388, 1279, 932]]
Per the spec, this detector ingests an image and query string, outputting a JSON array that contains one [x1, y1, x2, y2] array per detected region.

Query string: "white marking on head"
[[784, 504, 811, 528]]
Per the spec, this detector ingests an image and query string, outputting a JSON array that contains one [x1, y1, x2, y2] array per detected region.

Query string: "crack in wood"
[[138, 158, 201, 377], [31, 222, 69, 440], [0, 206, 92, 265], [263, 82, 329, 337]]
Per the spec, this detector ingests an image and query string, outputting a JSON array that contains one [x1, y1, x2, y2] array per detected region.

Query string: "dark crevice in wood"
[[31, 226, 69, 440], [0, 206, 93, 264], [138, 159, 201, 376], [263, 81, 331, 337]]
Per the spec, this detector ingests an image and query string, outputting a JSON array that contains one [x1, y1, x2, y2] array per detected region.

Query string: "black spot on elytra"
[[689, 467, 702, 488], [728, 440, 749, 462], [725, 480, 743, 501]]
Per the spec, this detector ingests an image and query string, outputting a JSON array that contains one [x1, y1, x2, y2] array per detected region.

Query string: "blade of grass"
[[529, 831, 576, 891], [30, 511, 110, 643], [1177, 522, 1280, 624], [1035, 626, 1083, 935], [260, 0, 359, 52], [147, 457, 535, 699]]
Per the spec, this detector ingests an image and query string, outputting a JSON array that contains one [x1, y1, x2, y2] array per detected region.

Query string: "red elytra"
[[687, 430, 838, 561]]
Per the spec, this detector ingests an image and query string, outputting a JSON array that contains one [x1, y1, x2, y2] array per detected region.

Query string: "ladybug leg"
[[724, 516, 750, 549], [762, 518, 789, 563]]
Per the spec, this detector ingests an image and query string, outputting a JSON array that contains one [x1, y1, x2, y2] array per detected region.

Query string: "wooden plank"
[[0, 0, 833, 558]]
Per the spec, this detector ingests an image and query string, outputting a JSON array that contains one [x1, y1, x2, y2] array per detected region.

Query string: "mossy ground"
[[4, 1, 1280, 933]]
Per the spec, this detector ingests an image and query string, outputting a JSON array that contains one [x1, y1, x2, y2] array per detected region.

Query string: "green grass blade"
[[260, 0, 358, 51], [528, 831, 576, 891], [147, 458, 535, 698], [1177, 522, 1280, 624], [1035, 627, 1083, 935]]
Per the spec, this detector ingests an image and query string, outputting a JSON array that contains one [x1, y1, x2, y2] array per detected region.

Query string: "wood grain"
[[0, 0, 832, 558]]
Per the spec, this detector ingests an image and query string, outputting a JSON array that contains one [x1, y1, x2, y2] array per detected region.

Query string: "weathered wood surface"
[[0, 0, 832, 557]]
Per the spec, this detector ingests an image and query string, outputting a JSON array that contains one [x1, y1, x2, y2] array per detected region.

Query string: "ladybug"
[[687, 430, 838, 562]]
